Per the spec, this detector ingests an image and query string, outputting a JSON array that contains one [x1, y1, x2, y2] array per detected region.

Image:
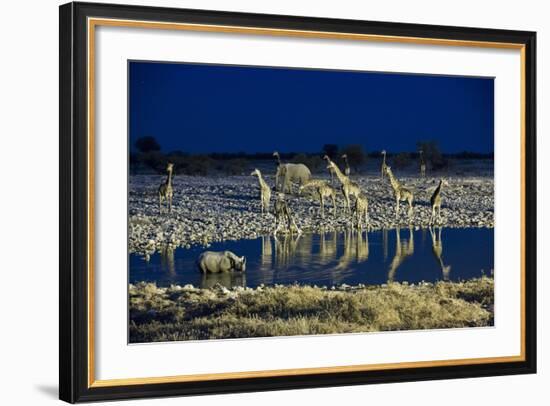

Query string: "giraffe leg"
[[169, 194, 172, 213], [395, 197, 400, 218], [319, 193, 325, 218]]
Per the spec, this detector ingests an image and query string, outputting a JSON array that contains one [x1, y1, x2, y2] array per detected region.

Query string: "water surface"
[[129, 227, 493, 289]]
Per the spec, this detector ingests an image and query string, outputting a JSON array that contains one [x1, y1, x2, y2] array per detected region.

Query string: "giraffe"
[[388, 226, 415, 282], [251, 168, 271, 214], [429, 226, 451, 281], [299, 179, 337, 218], [326, 159, 361, 213], [353, 191, 369, 230], [384, 165, 414, 219], [430, 179, 449, 225], [380, 150, 388, 179], [158, 162, 174, 214], [323, 155, 336, 186], [341, 154, 351, 176], [419, 149, 426, 178], [273, 193, 301, 235]]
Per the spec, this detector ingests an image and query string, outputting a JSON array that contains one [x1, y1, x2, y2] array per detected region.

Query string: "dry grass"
[[129, 277, 494, 343]]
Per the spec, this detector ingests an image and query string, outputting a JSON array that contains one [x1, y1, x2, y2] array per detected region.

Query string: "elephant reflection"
[[429, 226, 451, 281], [388, 226, 415, 282], [200, 272, 247, 289]]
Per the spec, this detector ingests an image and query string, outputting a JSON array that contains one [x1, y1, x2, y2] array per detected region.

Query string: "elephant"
[[197, 251, 246, 274], [275, 163, 312, 194]]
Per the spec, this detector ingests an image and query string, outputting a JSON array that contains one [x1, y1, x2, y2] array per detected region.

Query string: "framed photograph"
[[59, 2, 536, 403]]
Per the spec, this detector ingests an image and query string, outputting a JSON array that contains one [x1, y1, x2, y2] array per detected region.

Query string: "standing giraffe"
[[430, 226, 451, 281], [430, 179, 449, 225], [384, 166, 414, 219], [326, 159, 361, 213], [158, 162, 174, 214], [341, 154, 351, 176], [299, 179, 337, 218], [353, 191, 369, 230], [251, 169, 271, 214], [380, 150, 388, 179], [419, 149, 426, 178], [273, 193, 301, 235], [323, 155, 336, 185]]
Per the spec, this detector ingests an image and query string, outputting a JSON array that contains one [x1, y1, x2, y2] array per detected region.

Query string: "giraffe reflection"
[[274, 233, 302, 268], [268, 229, 370, 276], [430, 226, 451, 281], [260, 235, 273, 272], [160, 244, 175, 275], [388, 227, 415, 282], [318, 229, 368, 285], [319, 230, 338, 266]]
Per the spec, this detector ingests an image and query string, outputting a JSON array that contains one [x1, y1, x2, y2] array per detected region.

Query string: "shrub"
[[392, 152, 412, 169], [341, 144, 366, 173]]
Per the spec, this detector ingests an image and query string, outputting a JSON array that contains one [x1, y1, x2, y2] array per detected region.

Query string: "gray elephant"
[[275, 163, 311, 194], [273, 151, 311, 194], [197, 251, 247, 274]]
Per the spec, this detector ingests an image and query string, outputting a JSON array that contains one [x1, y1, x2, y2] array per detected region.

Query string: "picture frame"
[[59, 1, 537, 403]]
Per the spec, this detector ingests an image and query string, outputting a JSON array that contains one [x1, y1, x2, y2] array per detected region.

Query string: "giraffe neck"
[[258, 174, 268, 189], [434, 180, 443, 197], [331, 163, 348, 184], [166, 170, 172, 187], [387, 169, 400, 191], [382, 153, 386, 166]]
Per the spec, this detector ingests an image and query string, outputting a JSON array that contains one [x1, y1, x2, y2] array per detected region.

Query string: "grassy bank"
[[129, 277, 494, 343]]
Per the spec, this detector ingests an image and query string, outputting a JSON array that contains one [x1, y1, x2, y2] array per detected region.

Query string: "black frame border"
[[59, 2, 536, 403]]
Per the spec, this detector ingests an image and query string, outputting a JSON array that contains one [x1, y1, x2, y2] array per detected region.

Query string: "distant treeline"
[[130, 136, 493, 175]]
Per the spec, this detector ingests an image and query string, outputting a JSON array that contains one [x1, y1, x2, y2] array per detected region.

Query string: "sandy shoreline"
[[129, 172, 494, 255]]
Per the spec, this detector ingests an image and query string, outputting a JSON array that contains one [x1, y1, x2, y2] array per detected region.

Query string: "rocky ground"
[[129, 277, 494, 342], [129, 171, 494, 256]]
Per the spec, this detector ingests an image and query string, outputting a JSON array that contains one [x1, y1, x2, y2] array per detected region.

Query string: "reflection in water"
[[319, 230, 338, 265], [388, 227, 415, 282], [160, 244, 175, 275], [430, 226, 451, 281], [201, 272, 246, 289], [382, 228, 389, 261], [274, 233, 302, 268], [260, 235, 272, 272], [130, 227, 494, 289]]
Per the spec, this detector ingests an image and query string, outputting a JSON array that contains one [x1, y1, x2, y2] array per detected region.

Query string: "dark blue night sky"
[[129, 61, 494, 154]]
